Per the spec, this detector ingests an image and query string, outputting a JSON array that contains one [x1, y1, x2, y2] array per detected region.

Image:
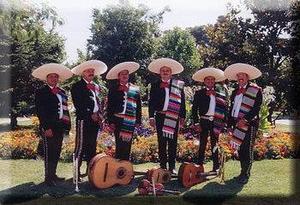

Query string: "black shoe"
[[79, 172, 88, 177], [53, 175, 65, 181], [44, 179, 57, 187], [237, 176, 249, 184], [233, 174, 243, 180]]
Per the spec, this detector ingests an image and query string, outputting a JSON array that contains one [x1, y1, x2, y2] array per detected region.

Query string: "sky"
[[29, 0, 249, 64]]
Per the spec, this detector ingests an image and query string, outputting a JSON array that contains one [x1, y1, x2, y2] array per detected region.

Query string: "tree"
[[87, 3, 166, 72], [191, 1, 292, 110], [194, 10, 260, 69], [244, 0, 292, 109], [290, 1, 300, 115], [155, 27, 203, 84], [0, 1, 65, 129]]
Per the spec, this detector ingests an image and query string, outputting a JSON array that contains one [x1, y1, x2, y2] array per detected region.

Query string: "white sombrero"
[[106, 61, 140, 80], [32, 63, 73, 82], [192, 67, 225, 82], [224, 63, 262, 81], [71, 60, 108, 76], [148, 58, 184, 74]]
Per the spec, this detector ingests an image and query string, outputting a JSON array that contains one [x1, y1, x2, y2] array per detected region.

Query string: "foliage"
[[1, 124, 298, 163], [254, 130, 298, 160], [0, 129, 38, 159], [0, 0, 66, 128], [155, 27, 203, 84], [192, 0, 293, 111], [246, 0, 293, 111], [290, 1, 300, 114], [259, 86, 276, 132], [87, 3, 165, 71]]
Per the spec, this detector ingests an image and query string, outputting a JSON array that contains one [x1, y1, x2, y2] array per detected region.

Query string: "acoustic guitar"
[[88, 154, 134, 189], [178, 163, 206, 188], [178, 148, 225, 188]]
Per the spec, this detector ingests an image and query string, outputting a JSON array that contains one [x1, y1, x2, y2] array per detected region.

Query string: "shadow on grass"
[[182, 178, 244, 205], [0, 124, 11, 132], [0, 175, 146, 204]]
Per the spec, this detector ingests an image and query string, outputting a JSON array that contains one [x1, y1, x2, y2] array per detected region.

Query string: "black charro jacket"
[[107, 83, 142, 125], [191, 88, 211, 124], [71, 78, 99, 122], [35, 85, 70, 131], [148, 79, 186, 119]]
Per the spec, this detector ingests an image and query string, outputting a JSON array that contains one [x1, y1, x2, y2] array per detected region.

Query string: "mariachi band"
[[33, 58, 262, 187]]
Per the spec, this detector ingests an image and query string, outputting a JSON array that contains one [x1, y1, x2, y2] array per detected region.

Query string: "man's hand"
[[91, 113, 99, 122], [108, 123, 116, 132], [194, 124, 202, 133], [237, 118, 247, 128], [227, 128, 233, 136], [179, 118, 185, 129], [44, 129, 53, 138], [149, 118, 155, 128]]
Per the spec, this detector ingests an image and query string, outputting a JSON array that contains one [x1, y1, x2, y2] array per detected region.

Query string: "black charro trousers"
[[198, 119, 219, 170], [155, 113, 179, 170]]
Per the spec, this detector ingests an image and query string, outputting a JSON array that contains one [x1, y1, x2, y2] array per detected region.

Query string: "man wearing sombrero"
[[191, 67, 228, 173], [33, 63, 73, 186], [71, 60, 107, 180], [225, 63, 262, 184], [106, 61, 142, 160], [148, 58, 186, 174]]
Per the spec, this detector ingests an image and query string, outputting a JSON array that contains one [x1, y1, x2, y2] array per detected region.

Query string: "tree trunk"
[[10, 113, 17, 130]]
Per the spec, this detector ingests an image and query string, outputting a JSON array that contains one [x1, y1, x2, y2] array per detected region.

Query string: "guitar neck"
[[134, 171, 147, 176], [161, 189, 181, 195], [199, 171, 218, 177]]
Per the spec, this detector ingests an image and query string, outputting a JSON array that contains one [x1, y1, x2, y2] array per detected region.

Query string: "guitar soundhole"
[[116, 167, 126, 179]]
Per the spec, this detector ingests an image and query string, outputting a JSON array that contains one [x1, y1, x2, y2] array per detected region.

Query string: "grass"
[[0, 159, 299, 205]]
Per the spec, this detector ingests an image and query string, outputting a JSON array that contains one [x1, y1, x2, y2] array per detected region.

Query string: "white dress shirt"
[[231, 85, 247, 118], [162, 80, 170, 111], [120, 83, 129, 114], [205, 88, 216, 116]]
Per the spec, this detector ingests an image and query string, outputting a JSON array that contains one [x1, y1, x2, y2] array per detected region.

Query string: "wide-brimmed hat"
[[224, 63, 262, 81], [32, 63, 73, 82], [71, 60, 108, 76], [192, 67, 225, 82], [106, 61, 140, 80], [148, 58, 184, 75]]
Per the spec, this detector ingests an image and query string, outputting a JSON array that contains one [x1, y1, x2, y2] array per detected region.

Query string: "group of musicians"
[[32, 58, 262, 187]]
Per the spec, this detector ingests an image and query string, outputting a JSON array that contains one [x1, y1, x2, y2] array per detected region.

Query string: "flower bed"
[[0, 127, 299, 163]]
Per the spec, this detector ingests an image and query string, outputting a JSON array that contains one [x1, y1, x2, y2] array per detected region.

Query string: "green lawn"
[[0, 159, 299, 205]]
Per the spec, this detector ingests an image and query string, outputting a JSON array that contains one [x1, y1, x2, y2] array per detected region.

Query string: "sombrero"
[[71, 60, 108, 76], [148, 58, 184, 75], [192, 67, 225, 82], [224, 63, 262, 81], [106, 61, 140, 80], [32, 63, 73, 81]]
